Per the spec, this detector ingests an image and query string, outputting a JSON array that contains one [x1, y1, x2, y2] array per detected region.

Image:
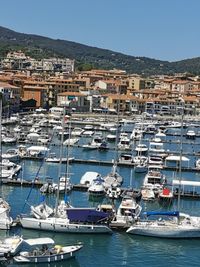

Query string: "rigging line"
[[21, 127, 56, 213]]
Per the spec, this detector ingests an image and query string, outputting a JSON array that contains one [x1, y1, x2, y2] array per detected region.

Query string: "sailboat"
[[126, 105, 200, 238], [133, 115, 148, 173], [20, 110, 112, 234], [104, 101, 123, 194], [0, 94, 13, 230]]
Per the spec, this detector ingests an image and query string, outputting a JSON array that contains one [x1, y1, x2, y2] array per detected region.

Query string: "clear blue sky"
[[0, 0, 199, 62]]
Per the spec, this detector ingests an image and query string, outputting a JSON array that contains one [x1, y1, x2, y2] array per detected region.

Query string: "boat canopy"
[[24, 238, 55, 246], [27, 146, 49, 152], [143, 211, 179, 217], [165, 155, 189, 162], [172, 179, 200, 187]]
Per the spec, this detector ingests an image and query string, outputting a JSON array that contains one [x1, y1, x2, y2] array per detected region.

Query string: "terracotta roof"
[[0, 82, 19, 89], [57, 91, 85, 96], [23, 86, 48, 90]]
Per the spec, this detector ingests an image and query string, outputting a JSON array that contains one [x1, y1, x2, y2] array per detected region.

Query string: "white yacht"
[[71, 127, 84, 137], [1, 159, 22, 180], [118, 153, 133, 164], [63, 138, 79, 146], [186, 130, 196, 139], [0, 198, 13, 230], [117, 136, 131, 150], [149, 139, 165, 156], [80, 171, 102, 186], [142, 165, 166, 195], [110, 195, 142, 229], [2, 149, 20, 162], [54, 176, 73, 193], [88, 177, 105, 197], [135, 144, 148, 154]]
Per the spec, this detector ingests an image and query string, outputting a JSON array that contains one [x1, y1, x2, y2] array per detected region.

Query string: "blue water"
[[2, 123, 200, 266]]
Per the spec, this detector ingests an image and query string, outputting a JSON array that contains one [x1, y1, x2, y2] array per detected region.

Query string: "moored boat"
[[13, 237, 83, 263]]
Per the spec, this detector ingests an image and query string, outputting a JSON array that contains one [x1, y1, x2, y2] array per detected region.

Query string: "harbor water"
[[1, 121, 200, 266]]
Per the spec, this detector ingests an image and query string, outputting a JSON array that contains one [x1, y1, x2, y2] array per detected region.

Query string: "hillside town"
[[0, 51, 199, 116]]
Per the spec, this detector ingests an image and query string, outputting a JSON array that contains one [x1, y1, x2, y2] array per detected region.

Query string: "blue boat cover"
[[66, 208, 110, 223], [143, 211, 179, 217]]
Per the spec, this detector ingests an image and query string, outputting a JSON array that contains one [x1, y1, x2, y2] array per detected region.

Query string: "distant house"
[[57, 91, 90, 112]]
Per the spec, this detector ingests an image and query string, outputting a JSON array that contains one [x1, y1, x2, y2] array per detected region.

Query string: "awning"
[[24, 238, 54, 246], [172, 179, 200, 187], [165, 155, 189, 162]]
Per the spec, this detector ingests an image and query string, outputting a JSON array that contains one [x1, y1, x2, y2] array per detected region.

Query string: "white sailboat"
[[20, 111, 112, 234], [127, 104, 200, 238], [0, 95, 13, 230]]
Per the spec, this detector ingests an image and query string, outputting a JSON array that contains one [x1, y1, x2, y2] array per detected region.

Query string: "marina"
[[1, 110, 200, 265]]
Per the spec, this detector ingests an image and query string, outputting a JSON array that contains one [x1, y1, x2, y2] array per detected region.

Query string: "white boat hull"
[[20, 217, 112, 234], [127, 223, 200, 238], [14, 245, 82, 263]]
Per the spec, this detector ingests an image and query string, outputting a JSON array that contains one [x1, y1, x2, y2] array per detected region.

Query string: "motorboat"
[[82, 135, 106, 150], [0, 159, 22, 180], [118, 153, 133, 164], [0, 198, 13, 230], [0, 236, 24, 259], [1, 149, 20, 162], [40, 178, 57, 194], [63, 138, 79, 146], [134, 159, 148, 173], [143, 166, 166, 194], [141, 187, 155, 201], [82, 130, 94, 136], [117, 136, 131, 150], [26, 146, 49, 158], [13, 237, 83, 263], [54, 176, 73, 193], [186, 130, 196, 139], [148, 155, 163, 167], [1, 135, 17, 144], [149, 140, 165, 156], [106, 134, 116, 142], [80, 171, 102, 186], [71, 127, 84, 137], [110, 195, 142, 229], [135, 144, 148, 154], [45, 153, 74, 163], [88, 177, 105, 197]]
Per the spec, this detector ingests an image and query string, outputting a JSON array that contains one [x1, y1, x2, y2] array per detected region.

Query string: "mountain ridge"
[[0, 25, 199, 75]]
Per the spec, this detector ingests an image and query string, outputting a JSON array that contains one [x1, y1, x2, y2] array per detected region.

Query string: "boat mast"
[[177, 99, 184, 211], [55, 106, 66, 215], [113, 91, 120, 168], [64, 114, 71, 201], [0, 93, 2, 185]]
